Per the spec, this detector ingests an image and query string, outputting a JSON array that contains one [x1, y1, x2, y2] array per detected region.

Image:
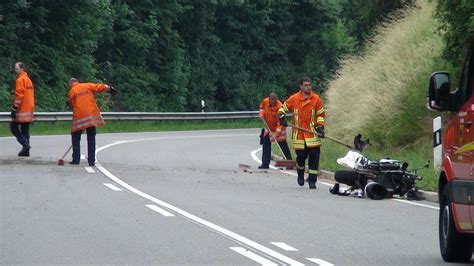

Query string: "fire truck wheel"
[[439, 186, 473, 262]]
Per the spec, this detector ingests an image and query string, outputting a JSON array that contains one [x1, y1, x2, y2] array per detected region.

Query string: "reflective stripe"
[[282, 104, 289, 113], [305, 138, 321, 148], [72, 120, 104, 131], [72, 117, 104, 130], [317, 117, 325, 123], [297, 164, 305, 170], [316, 107, 325, 115], [292, 109, 299, 141], [13, 112, 33, 122], [308, 169, 319, 174], [74, 115, 102, 124], [16, 112, 33, 117], [310, 110, 315, 129], [292, 139, 305, 149], [14, 100, 22, 104]]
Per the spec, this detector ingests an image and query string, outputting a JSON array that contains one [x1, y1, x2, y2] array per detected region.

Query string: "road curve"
[[1, 129, 457, 265]]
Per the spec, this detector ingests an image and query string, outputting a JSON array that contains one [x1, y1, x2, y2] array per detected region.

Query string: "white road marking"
[[306, 258, 334, 266], [80, 154, 85, 160], [103, 183, 122, 191], [95, 136, 305, 266], [250, 148, 278, 169], [391, 198, 439, 210], [250, 148, 440, 210], [270, 242, 298, 251], [146, 204, 174, 217], [85, 167, 95, 173], [229, 247, 278, 266]]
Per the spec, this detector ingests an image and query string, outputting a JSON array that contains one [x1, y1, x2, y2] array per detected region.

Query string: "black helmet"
[[364, 182, 388, 200]]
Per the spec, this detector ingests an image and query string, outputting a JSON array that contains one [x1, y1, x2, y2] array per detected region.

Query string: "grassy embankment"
[[320, 0, 443, 191]]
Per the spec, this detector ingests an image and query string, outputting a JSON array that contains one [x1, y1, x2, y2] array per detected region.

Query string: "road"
[[0, 129, 465, 265]]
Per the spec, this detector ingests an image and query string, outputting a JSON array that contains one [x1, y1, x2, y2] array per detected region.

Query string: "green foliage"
[[0, 0, 411, 112], [340, 0, 414, 46], [436, 0, 474, 71]]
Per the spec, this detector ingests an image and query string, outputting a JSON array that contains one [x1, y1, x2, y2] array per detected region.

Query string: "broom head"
[[274, 160, 296, 168]]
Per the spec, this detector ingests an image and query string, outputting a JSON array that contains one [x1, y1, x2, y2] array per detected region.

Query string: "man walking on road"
[[278, 77, 325, 189], [258, 92, 292, 169], [10, 62, 34, 157], [67, 78, 115, 166]]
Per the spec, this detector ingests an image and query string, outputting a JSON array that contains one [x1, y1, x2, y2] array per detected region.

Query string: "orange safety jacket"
[[259, 97, 287, 142], [279, 90, 325, 150], [12, 72, 34, 122], [68, 82, 107, 132]]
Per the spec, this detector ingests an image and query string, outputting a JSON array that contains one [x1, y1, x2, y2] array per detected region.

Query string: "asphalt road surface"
[[0, 129, 467, 265]]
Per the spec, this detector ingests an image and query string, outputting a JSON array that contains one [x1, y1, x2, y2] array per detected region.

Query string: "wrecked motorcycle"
[[329, 136, 428, 200]]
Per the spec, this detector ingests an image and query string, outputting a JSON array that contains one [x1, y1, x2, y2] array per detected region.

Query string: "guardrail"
[[0, 111, 260, 122]]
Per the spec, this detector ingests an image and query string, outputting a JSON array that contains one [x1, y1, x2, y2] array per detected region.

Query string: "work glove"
[[279, 113, 287, 127], [109, 86, 117, 97], [259, 128, 264, 145], [315, 125, 325, 138]]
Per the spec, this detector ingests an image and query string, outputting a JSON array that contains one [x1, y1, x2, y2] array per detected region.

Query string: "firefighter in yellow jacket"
[[258, 92, 292, 169], [278, 77, 325, 189], [67, 78, 115, 166], [10, 62, 34, 157]]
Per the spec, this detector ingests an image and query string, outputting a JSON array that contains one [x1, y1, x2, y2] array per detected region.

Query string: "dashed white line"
[[80, 154, 85, 160], [103, 183, 122, 191], [229, 247, 278, 266], [95, 136, 305, 266], [85, 167, 95, 173], [306, 258, 334, 266], [270, 242, 298, 251], [146, 204, 175, 217]]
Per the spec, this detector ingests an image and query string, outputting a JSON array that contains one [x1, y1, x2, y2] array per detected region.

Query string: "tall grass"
[[325, 0, 442, 147], [320, 0, 443, 191]]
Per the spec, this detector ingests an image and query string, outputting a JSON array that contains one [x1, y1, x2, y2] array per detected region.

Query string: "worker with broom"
[[67, 78, 115, 166], [278, 77, 325, 189], [10, 62, 35, 157], [258, 92, 292, 169]]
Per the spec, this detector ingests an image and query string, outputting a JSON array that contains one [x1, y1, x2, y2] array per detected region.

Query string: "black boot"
[[329, 183, 340, 194], [18, 144, 30, 157], [297, 171, 305, 187], [308, 175, 317, 189]]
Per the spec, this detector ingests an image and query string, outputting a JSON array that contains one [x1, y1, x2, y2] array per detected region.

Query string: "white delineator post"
[[433, 116, 442, 169]]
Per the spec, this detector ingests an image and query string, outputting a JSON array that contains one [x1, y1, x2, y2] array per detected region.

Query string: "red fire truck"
[[428, 38, 474, 262]]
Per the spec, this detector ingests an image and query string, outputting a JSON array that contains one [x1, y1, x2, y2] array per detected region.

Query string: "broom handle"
[[60, 145, 73, 159], [261, 118, 288, 160], [289, 125, 354, 150]]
